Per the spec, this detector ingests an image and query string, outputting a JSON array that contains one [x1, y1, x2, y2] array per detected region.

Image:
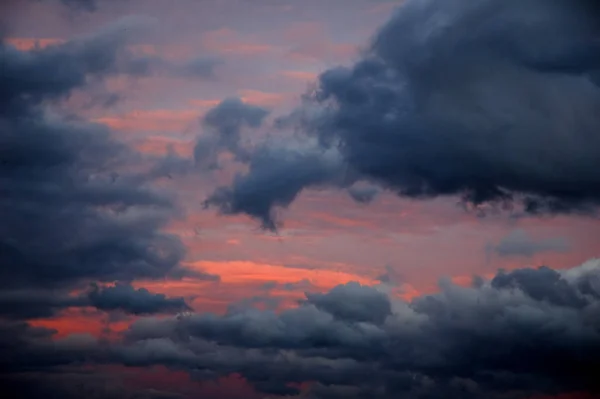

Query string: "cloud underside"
[[204, 0, 600, 229], [1, 261, 599, 398]]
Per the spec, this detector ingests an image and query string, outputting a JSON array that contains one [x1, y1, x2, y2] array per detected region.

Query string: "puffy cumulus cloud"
[[7, 260, 598, 398], [194, 97, 269, 170], [87, 283, 192, 315], [204, 0, 600, 228], [488, 229, 570, 258]]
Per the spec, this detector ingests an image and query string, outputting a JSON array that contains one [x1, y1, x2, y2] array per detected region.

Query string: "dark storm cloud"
[[193, 98, 269, 170], [114, 260, 600, 398], [489, 229, 570, 258], [0, 21, 196, 290], [0, 290, 86, 319], [88, 283, 191, 315], [0, 19, 209, 396], [2, 261, 600, 398], [204, 0, 600, 228]]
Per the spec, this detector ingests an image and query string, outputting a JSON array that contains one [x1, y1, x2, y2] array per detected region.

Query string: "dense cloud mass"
[[0, 14, 206, 334], [1, 261, 598, 398], [0, 28, 188, 290], [205, 0, 600, 228]]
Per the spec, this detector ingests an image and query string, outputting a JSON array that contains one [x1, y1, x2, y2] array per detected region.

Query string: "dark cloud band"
[[2, 261, 599, 398]]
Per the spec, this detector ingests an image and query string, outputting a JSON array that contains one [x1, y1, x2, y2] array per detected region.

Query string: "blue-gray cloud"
[[88, 283, 191, 315], [194, 97, 269, 170], [205, 0, 600, 229], [6, 261, 596, 399]]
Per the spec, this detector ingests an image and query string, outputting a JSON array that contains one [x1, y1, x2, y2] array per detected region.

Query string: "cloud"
[[1, 261, 599, 397], [347, 183, 380, 204], [0, 21, 195, 290], [125, 54, 222, 80], [35, 0, 114, 12], [120, 260, 600, 398], [489, 229, 570, 258], [304, 282, 392, 325], [204, 143, 347, 230], [194, 98, 269, 169], [87, 283, 192, 315], [0, 290, 86, 319], [204, 0, 600, 228]]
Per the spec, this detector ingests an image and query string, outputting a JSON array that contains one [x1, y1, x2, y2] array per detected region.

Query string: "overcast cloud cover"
[[1, 0, 600, 398]]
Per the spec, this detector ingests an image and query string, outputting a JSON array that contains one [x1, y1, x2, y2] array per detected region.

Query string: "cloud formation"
[[2, 260, 599, 398], [205, 0, 600, 228], [0, 20, 204, 309], [115, 260, 600, 398]]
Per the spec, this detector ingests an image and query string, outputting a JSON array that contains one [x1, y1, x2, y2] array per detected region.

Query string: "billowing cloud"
[[205, 0, 600, 228], [2, 261, 599, 398], [0, 22, 201, 290], [115, 260, 600, 398], [489, 229, 570, 258]]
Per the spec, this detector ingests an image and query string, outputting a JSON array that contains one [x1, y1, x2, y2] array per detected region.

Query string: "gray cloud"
[[2, 261, 600, 398], [0, 20, 199, 291], [194, 97, 269, 170], [204, 143, 348, 230], [347, 184, 381, 204], [0, 15, 230, 338], [204, 0, 600, 228], [304, 282, 392, 325], [113, 261, 600, 398], [88, 283, 191, 315], [490, 229, 570, 258]]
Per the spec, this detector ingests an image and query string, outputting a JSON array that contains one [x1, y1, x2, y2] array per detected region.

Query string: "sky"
[[1, 0, 600, 398]]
